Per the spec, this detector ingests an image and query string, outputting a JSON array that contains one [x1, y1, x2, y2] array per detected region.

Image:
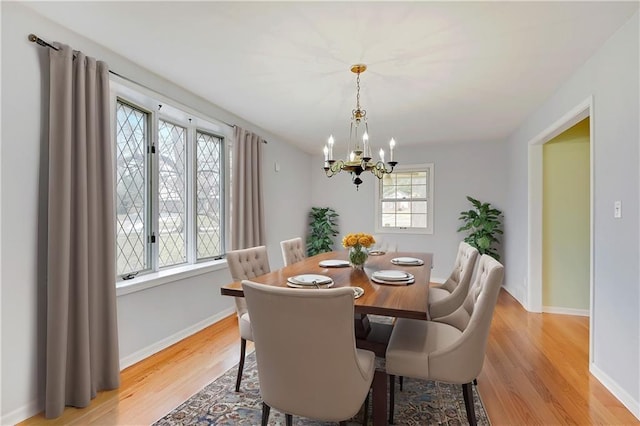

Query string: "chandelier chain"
[[356, 71, 361, 112]]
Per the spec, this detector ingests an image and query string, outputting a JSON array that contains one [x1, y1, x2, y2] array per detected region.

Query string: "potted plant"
[[457, 196, 503, 260], [306, 207, 339, 256]]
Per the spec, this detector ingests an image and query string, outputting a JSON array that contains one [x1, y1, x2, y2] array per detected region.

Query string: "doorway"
[[527, 96, 594, 362], [542, 118, 590, 315]]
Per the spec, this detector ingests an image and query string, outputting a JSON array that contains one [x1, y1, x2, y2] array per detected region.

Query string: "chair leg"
[[362, 391, 369, 426], [235, 338, 247, 392], [399, 376, 404, 391], [473, 377, 478, 385], [261, 402, 271, 426], [388, 374, 395, 424], [285, 413, 293, 426], [462, 382, 476, 426]]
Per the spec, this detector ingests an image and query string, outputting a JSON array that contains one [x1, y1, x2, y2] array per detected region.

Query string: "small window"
[[196, 131, 224, 259], [115, 101, 150, 275], [157, 119, 187, 267], [375, 164, 434, 234]]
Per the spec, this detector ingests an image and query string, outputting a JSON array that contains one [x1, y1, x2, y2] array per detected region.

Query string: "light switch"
[[274, 162, 280, 172], [614, 201, 622, 218]]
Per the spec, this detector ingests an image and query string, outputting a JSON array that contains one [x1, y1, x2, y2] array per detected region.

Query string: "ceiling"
[[24, 1, 638, 154]]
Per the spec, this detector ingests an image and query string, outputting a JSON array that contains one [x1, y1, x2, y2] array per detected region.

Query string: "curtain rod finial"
[[28, 34, 38, 43]]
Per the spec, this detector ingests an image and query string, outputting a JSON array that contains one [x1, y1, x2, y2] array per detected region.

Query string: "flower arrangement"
[[342, 233, 376, 249], [342, 233, 375, 269]]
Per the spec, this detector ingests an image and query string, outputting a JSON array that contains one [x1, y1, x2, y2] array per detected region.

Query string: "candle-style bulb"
[[350, 151, 355, 162], [363, 132, 369, 157], [379, 148, 385, 163], [328, 135, 334, 160], [323, 145, 328, 162], [389, 138, 396, 161]]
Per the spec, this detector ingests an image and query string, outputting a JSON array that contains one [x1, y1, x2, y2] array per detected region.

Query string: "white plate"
[[372, 270, 413, 281], [287, 274, 333, 286], [391, 257, 424, 266], [352, 286, 364, 299], [368, 250, 386, 256], [287, 281, 334, 289], [371, 276, 415, 286], [318, 259, 350, 268]]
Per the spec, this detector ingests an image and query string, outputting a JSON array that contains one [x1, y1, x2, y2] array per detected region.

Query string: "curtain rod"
[[27, 32, 254, 137]]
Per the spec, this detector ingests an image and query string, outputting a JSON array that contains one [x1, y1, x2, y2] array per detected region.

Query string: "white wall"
[[504, 11, 639, 417], [0, 3, 311, 423], [262, 137, 312, 269], [310, 140, 507, 280]]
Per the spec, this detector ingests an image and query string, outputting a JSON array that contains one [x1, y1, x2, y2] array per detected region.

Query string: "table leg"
[[356, 322, 393, 358], [372, 369, 387, 426], [354, 313, 372, 339]]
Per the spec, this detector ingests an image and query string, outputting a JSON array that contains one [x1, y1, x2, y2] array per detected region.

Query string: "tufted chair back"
[[428, 254, 504, 380], [280, 237, 306, 266], [226, 246, 271, 319], [441, 242, 478, 292], [386, 254, 503, 424], [372, 234, 399, 252], [428, 242, 479, 319], [242, 280, 375, 423], [226, 245, 272, 392]]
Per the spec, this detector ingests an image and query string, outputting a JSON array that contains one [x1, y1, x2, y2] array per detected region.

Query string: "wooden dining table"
[[220, 250, 433, 426]]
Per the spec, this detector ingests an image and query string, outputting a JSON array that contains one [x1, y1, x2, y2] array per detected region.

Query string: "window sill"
[[116, 259, 228, 297], [374, 228, 433, 235]]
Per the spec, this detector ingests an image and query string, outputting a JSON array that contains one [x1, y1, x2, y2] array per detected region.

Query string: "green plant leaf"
[[306, 207, 339, 256], [457, 196, 503, 258]]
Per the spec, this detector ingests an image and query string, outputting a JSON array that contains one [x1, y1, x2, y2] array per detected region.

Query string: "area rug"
[[154, 352, 490, 425]]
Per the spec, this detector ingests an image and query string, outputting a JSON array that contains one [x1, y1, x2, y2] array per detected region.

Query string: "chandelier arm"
[[324, 159, 345, 178], [370, 161, 398, 177]]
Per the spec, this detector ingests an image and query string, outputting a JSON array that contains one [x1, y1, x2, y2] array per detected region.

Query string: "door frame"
[[527, 96, 594, 363]]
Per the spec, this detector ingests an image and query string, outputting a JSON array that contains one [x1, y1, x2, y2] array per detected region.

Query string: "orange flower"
[[342, 232, 375, 248]]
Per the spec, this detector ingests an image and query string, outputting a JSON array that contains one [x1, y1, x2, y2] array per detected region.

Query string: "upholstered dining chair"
[[241, 280, 375, 426], [385, 254, 504, 425], [428, 241, 479, 320], [371, 234, 399, 252], [280, 237, 306, 266], [226, 246, 271, 392]]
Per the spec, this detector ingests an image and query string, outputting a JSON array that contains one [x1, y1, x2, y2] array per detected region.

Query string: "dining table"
[[220, 250, 433, 426]]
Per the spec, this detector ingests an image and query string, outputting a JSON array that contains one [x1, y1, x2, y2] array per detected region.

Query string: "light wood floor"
[[21, 289, 639, 425]]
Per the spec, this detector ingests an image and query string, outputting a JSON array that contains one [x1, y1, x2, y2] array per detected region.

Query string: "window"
[[113, 81, 228, 280], [375, 163, 434, 234]]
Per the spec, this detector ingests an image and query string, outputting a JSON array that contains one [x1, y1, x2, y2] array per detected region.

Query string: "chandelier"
[[323, 64, 398, 190]]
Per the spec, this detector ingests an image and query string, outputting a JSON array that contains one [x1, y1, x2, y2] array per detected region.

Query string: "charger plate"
[[318, 259, 350, 268], [391, 257, 424, 266], [287, 274, 333, 286]]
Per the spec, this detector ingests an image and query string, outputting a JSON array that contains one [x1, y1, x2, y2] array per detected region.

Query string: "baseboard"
[[1, 398, 42, 426], [501, 284, 527, 309], [590, 363, 640, 420], [542, 306, 589, 317], [430, 276, 446, 284], [1, 309, 236, 425], [119, 307, 235, 370]]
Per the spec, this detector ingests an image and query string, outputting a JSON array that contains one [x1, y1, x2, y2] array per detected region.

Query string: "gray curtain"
[[45, 44, 120, 418], [232, 126, 266, 249]]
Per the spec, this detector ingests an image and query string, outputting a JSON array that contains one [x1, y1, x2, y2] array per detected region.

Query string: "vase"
[[349, 245, 368, 270]]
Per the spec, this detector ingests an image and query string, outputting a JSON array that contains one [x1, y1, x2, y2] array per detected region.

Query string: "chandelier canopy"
[[323, 64, 398, 190]]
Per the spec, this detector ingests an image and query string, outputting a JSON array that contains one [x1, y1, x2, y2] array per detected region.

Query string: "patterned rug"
[[154, 352, 490, 425]]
